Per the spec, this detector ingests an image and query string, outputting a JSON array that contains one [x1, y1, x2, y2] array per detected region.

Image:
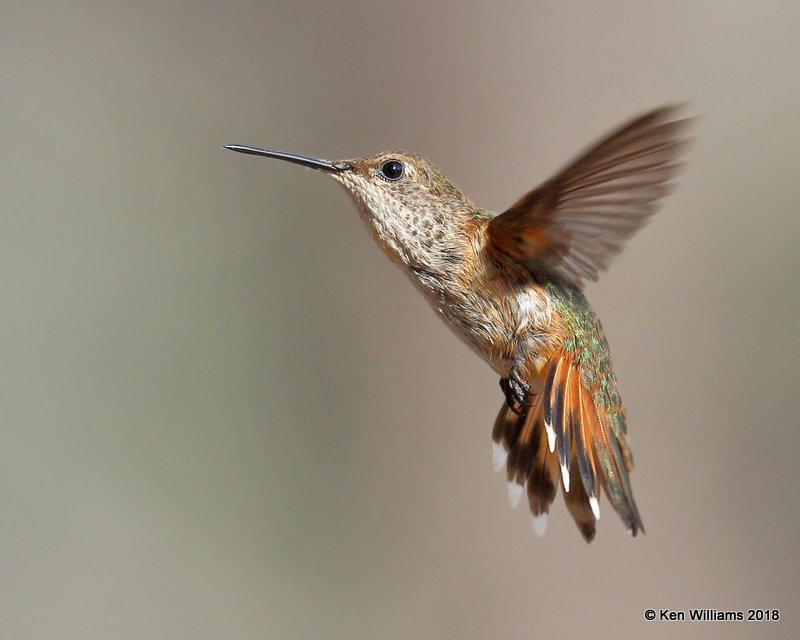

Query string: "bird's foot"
[[500, 373, 531, 415]]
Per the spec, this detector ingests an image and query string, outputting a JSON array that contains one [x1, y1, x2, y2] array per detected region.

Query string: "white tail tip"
[[507, 482, 524, 508], [589, 495, 600, 520], [560, 463, 571, 492], [492, 441, 508, 472], [531, 512, 549, 537], [545, 423, 556, 453]]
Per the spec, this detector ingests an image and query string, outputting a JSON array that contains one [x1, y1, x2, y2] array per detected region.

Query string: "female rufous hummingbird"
[[226, 106, 690, 542]]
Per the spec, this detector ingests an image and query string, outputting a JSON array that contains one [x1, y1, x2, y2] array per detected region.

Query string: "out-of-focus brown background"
[[2, 2, 798, 638]]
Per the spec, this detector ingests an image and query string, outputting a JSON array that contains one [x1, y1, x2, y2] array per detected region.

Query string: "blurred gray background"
[[1, 2, 798, 639]]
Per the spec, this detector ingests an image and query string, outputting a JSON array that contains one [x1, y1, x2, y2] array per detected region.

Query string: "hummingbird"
[[225, 106, 691, 542]]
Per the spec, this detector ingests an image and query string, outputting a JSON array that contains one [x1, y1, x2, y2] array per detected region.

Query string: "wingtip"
[[659, 101, 689, 118]]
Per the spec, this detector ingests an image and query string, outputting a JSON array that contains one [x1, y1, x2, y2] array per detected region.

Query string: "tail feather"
[[563, 448, 597, 542], [492, 393, 555, 512], [527, 417, 559, 517], [592, 405, 644, 534], [546, 351, 643, 536], [507, 394, 542, 485], [558, 363, 574, 490], [492, 350, 643, 540], [575, 379, 599, 500], [492, 401, 517, 448]]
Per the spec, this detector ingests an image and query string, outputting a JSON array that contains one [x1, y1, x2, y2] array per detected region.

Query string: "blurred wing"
[[487, 105, 692, 288]]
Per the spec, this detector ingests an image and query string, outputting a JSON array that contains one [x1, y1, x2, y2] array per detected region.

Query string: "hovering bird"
[[226, 106, 691, 542]]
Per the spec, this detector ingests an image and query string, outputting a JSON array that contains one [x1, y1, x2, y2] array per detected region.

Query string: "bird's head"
[[224, 145, 481, 272]]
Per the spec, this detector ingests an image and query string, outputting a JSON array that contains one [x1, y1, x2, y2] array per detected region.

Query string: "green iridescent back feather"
[[547, 283, 625, 431]]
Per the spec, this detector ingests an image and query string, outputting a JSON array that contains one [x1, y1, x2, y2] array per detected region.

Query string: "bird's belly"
[[415, 278, 555, 377]]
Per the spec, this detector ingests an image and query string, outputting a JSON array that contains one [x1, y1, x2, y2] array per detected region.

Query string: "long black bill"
[[223, 145, 351, 172]]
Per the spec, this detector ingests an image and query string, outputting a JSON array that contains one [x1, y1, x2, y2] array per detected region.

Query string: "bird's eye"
[[379, 159, 405, 181]]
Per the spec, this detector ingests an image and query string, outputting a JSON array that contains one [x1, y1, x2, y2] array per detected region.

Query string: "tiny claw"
[[500, 374, 531, 415], [508, 372, 531, 406]]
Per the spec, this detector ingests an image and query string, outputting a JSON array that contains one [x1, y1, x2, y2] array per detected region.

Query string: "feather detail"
[[543, 352, 572, 491], [539, 348, 642, 538], [526, 413, 559, 519], [591, 404, 644, 535], [492, 400, 517, 448], [492, 391, 539, 491], [491, 343, 643, 538], [547, 356, 566, 459], [542, 356, 559, 451], [491, 386, 558, 523], [492, 441, 508, 472], [576, 376, 599, 500], [507, 394, 543, 485], [563, 442, 598, 543], [558, 362, 574, 491], [486, 105, 692, 288]]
